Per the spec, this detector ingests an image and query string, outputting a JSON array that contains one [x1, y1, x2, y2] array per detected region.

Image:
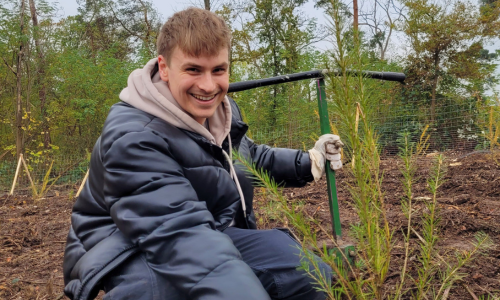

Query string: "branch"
[[381, 0, 393, 58], [107, 2, 145, 42], [137, 0, 154, 56], [243, 35, 263, 75], [2, 57, 17, 75], [297, 32, 330, 50], [391, 0, 408, 23], [234, 13, 264, 76], [137, 0, 153, 34], [0, 150, 9, 160], [359, 22, 377, 29]]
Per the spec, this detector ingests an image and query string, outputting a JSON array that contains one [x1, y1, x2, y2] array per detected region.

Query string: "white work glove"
[[308, 134, 343, 181]]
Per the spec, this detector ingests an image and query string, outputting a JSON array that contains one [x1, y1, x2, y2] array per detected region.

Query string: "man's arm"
[[228, 97, 313, 187], [246, 138, 314, 187], [103, 130, 270, 300]]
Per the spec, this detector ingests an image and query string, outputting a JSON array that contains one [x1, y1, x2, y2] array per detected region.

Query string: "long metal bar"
[[228, 69, 405, 93], [316, 78, 342, 240]]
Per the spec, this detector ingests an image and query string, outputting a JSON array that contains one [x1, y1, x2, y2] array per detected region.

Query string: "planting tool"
[[229, 69, 405, 265]]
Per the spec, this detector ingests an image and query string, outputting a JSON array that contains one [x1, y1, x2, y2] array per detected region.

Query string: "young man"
[[63, 7, 343, 300]]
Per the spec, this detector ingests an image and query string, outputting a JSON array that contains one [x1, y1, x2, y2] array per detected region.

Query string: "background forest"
[[0, 0, 499, 187]]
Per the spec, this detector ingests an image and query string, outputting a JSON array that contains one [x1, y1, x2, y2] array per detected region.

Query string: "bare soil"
[[1, 152, 499, 299]]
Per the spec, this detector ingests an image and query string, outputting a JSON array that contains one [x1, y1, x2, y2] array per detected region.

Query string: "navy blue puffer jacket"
[[63, 98, 313, 300]]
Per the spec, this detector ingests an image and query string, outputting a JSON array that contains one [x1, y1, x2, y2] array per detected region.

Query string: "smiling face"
[[158, 47, 229, 125]]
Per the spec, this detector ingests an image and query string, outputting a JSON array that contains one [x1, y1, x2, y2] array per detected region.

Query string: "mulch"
[[1, 152, 499, 299], [255, 151, 500, 299]]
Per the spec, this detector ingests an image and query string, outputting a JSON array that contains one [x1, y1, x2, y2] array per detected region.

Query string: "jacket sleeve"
[[228, 96, 313, 188], [247, 137, 314, 187], [103, 130, 270, 300]]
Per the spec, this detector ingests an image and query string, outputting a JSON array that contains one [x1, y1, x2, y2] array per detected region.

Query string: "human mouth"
[[191, 93, 218, 101]]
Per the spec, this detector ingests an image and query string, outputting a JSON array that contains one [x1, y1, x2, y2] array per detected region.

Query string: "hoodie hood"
[[119, 58, 232, 146]]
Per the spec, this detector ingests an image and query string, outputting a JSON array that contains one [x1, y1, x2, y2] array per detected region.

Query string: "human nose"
[[197, 72, 216, 93]]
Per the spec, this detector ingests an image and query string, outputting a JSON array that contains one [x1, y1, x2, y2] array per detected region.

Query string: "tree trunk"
[[137, 0, 153, 57], [272, 40, 279, 127], [29, 0, 50, 148], [379, 41, 385, 60], [353, 0, 359, 32], [353, 0, 360, 46], [431, 76, 438, 124], [431, 52, 440, 124], [16, 0, 26, 158], [204, 0, 210, 10]]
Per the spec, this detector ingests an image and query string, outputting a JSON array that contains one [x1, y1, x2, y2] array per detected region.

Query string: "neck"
[[195, 117, 206, 125]]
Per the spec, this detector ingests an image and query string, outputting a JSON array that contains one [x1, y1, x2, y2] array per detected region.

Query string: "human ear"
[[158, 55, 169, 82]]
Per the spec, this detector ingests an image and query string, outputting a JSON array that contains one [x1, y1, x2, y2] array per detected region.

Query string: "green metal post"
[[315, 78, 342, 240]]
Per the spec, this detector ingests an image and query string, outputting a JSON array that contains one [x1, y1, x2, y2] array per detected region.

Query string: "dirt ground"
[[1, 152, 499, 299]]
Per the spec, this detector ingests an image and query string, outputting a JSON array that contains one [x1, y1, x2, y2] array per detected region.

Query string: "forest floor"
[[0, 151, 499, 299]]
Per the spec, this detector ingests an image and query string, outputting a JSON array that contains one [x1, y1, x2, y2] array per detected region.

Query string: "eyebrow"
[[182, 62, 228, 69]]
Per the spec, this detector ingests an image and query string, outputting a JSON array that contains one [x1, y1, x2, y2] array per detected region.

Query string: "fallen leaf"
[[6, 257, 11, 262]]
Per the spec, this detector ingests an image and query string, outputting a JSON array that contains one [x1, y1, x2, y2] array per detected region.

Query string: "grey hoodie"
[[119, 58, 232, 147], [118, 57, 248, 220]]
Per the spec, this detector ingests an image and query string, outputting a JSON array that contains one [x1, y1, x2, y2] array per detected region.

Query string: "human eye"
[[213, 67, 226, 74], [185, 67, 199, 73]]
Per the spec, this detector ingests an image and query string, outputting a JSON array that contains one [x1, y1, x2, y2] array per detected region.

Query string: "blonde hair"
[[157, 7, 231, 63]]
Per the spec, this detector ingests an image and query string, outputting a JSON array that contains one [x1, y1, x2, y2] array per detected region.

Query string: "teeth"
[[192, 94, 216, 101]]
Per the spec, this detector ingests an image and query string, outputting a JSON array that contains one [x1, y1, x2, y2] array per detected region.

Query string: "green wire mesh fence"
[[250, 96, 493, 153], [1, 96, 497, 193]]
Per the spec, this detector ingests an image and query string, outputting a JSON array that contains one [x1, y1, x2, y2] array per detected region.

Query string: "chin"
[[199, 112, 216, 119]]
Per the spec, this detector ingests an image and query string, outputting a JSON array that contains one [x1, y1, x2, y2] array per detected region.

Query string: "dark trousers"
[[103, 228, 332, 300]]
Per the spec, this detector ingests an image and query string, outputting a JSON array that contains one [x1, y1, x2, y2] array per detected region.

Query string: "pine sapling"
[[392, 126, 429, 299]]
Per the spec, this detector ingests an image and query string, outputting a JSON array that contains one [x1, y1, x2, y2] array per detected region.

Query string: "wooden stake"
[[9, 154, 23, 195], [75, 169, 89, 198], [21, 155, 37, 197]]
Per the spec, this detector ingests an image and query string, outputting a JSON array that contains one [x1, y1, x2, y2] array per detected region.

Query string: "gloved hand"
[[308, 134, 343, 181]]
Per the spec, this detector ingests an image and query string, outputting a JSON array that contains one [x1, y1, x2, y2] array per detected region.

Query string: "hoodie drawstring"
[[221, 138, 248, 227]]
